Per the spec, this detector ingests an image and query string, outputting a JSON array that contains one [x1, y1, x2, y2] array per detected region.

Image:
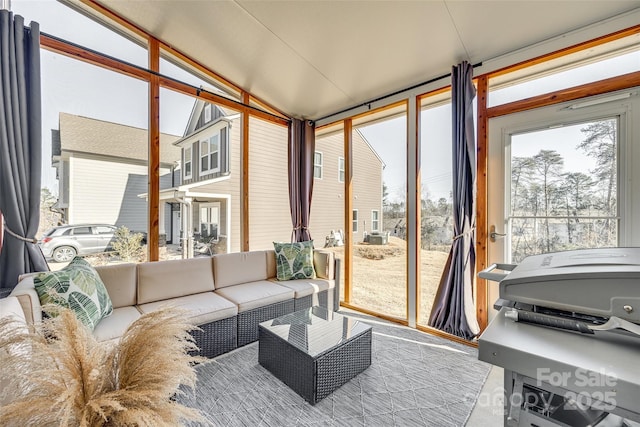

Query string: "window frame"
[[184, 144, 192, 179], [204, 104, 212, 122], [314, 151, 323, 179], [338, 156, 345, 183], [199, 202, 221, 241], [371, 210, 380, 232], [352, 209, 358, 233], [199, 131, 221, 176]]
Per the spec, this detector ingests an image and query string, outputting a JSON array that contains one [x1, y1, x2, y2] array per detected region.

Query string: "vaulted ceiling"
[[94, 1, 640, 120]]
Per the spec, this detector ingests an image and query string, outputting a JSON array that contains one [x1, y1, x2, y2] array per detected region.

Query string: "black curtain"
[[0, 10, 48, 294], [288, 119, 315, 242], [428, 61, 480, 340]]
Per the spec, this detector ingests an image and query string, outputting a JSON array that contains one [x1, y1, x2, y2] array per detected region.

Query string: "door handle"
[[489, 225, 506, 242]]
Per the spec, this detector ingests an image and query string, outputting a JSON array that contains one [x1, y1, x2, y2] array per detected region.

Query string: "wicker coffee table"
[[258, 307, 372, 405]]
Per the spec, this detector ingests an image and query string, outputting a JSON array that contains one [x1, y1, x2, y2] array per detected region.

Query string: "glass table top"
[[259, 307, 372, 358]]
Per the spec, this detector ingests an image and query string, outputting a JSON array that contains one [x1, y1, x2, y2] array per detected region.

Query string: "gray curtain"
[[0, 10, 48, 294], [288, 119, 315, 242], [428, 61, 480, 340]]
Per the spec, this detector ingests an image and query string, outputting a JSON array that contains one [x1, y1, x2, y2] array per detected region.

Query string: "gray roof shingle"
[[58, 113, 182, 164]]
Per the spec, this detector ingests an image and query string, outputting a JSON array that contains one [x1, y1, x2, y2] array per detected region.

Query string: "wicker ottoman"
[[258, 307, 372, 405]]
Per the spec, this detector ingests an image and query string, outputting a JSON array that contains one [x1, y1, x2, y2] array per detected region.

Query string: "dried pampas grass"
[[0, 306, 207, 426]]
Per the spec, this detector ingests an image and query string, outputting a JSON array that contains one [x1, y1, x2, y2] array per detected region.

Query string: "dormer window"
[[204, 104, 212, 122]]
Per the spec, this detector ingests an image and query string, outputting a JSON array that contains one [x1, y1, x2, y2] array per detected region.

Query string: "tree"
[[111, 226, 145, 262], [382, 182, 389, 206], [38, 188, 61, 237], [531, 150, 564, 252], [561, 172, 593, 244], [578, 119, 616, 242]]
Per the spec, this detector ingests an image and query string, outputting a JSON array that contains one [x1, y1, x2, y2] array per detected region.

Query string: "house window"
[[200, 134, 220, 175], [204, 104, 212, 122], [314, 151, 323, 179], [352, 210, 358, 233], [199, 203, 220, 241], [338, 157, 345, 183], [184, 145, 192, 179], [371, 210, 379, 232]]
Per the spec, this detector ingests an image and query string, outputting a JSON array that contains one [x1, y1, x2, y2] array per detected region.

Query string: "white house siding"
[[248, 117, 291, 250], [351, 130, 384, 240], [69, 154, 172, 233], [309, 132, 345, 246], [310, 131, 383, 246]]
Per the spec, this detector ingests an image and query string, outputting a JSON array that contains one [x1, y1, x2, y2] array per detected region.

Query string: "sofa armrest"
[[313, 250, 334, 279], [10, 275, 42, 324]]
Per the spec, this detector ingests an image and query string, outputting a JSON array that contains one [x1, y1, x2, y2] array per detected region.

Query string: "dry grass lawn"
[[323, 236, 450, 325]]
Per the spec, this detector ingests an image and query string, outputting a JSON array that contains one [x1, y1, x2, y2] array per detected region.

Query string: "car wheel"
[[52, 246, 77, 263]]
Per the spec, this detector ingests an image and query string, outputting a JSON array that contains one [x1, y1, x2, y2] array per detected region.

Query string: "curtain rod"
[[314, 61, 482, 124], [40, 31, 291, 124]]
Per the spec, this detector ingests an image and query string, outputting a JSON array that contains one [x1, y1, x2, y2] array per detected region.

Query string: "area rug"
[[177, 311, 491, 426]]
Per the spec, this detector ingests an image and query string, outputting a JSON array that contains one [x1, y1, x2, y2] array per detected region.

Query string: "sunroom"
[[1, 1, 639, 425]]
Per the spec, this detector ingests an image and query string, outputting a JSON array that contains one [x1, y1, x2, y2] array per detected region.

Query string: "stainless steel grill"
[[478, 248, 640, 426]]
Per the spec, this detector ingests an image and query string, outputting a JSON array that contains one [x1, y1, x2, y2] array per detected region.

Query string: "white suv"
[[39, 224, 118, 263]]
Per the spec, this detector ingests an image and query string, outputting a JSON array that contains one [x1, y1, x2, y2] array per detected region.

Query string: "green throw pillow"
[[34, 256, 113, 331], [273, 241, 316, 281]]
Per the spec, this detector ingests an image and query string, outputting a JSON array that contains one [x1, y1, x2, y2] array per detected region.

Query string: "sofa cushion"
[[213, 251, 269, 289], [273, 241, 316, 281], [214, 281, 294, 312], [95, 263, 137, 308], [137, 257, 215, 304], [33, 257, 113, 331], [137, 292, 238, 325], [273, 279, 335, 298], [92, 306, 141, 342]]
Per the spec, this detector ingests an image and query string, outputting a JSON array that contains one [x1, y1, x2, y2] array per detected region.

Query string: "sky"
[[10, 0, 640, 203]]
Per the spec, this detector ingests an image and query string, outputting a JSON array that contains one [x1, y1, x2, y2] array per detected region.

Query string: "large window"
[[36, 49, 151, 268], [351, 112, 406, 320], [13, 0, 148, 68], [508, 118, 618, 262], [489, 42, 640, 107], [419, 93, 453, 326], [248, 117, 291, 250]]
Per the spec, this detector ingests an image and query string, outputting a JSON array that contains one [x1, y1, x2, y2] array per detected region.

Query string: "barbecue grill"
[[478, 248, 640, 426]]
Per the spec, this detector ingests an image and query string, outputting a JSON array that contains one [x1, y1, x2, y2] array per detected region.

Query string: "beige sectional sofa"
[[9, 249, 339, 358]]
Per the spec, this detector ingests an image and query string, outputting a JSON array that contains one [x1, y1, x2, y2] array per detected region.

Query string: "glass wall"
[[418, 94, 453, 326], [488, 41, 640, 107], [310, 125, 345, 300], [351, 112, 407, 320], [249, 117, 291, 250], [38, 50, 149, 269], [14, 0, 147, 67]]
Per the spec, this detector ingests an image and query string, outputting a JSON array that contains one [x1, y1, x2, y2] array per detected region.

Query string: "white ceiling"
[[94, 0, 640, 120]]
